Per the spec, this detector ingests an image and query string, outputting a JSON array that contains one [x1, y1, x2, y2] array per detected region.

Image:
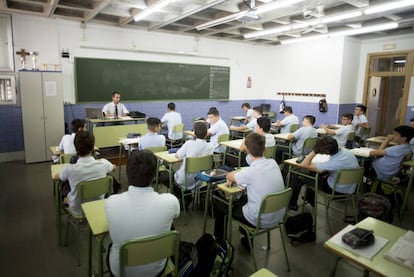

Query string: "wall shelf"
[[277, 92, 326, 98]]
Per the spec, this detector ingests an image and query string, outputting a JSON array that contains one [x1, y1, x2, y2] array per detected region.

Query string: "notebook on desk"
[[85, 108, 104, 119]]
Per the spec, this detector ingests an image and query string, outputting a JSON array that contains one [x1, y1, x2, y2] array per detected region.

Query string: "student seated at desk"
[[242, 102, 254, 123], [244, 117, 275, 165], [213, 133, 285, 248], [229, 106, 262, 132], [320, 113, 354, 148], [289, 136, 359, 211], [58, 118, 86, 154], [161, 102, 183, 140], [352, 104, 369, 142], [206, 109, 229, 153], [102, 91, 129, 119], [364, 125, 414, 182], [275, 115, 317, 164], [105, 150, 180, 277], [272, 106, 299, 133], [174, 122, 214, 191], [54, 130, 116, 215], [138, 117, 166, 150]]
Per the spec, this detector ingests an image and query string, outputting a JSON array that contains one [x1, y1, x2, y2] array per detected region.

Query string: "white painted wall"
[[355, 33, 414, 103], [339, 37, 361, 104]]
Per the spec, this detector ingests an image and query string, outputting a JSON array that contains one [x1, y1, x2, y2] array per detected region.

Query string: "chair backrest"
[[359, 127, 371, 140], [332, 167, 364, 194], [59, 154, 75, 164], [255, 188, 292, 229], [289, 124, 299, 133], [119, 230, 180, 277], [302, 137, 318, 155], [77, 175, 113, 200], [218, 133, 230, 143], [146, 146, 167, 153], [264, 145, 275, 159], [347, 131, 355, 142], [172, 123, 184, 133], [185, 155, 213, 174]]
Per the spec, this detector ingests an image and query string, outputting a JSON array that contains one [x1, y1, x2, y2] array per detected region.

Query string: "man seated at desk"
[[138, 117, 166, 150], [320, 113, 353, 148], [206, 108, 229, 153], [213, 133, 285, 249], [102, 91, 129, 119], [352, 104, 369, 142], [242, 102, 254, 123], [230, 106, 262, 133], [161, 102, 183, 141], [272, 106, 299, 134], [105, 150, 180, 277], [364, 125, 414, 182], [289, 136, 359, 211]]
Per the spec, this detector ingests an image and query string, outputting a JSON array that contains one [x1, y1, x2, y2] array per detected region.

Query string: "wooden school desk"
[[220, 139, 244, 168], [316, 124, 344, 136], [365, 136, 397, 148], [324, 217, 413, 277], [117, 137, 140, 180], [153, 151, 182, 192], [82, 199, 108, 277]]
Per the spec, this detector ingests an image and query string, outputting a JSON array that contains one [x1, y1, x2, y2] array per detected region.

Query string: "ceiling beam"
[[45, 0, 58, 17], [84, 0, 112, 22]]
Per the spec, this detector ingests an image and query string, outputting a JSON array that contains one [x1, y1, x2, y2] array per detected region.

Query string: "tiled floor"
[[0, 160, 413, 276]]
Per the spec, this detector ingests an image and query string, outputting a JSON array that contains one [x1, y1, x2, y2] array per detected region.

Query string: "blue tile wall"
[[0, 106, 24, 152]]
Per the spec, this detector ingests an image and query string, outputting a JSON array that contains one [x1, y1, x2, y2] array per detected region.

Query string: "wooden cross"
[[16, 48, 30, 69]]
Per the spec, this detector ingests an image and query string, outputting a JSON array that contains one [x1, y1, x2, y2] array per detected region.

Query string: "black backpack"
[[358, 192, 393, 223], [284, 213, 316, 246]]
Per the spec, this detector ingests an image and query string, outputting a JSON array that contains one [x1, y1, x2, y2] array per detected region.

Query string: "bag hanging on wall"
[[319, 98, 328, 113], [279, 95, 286, 114]]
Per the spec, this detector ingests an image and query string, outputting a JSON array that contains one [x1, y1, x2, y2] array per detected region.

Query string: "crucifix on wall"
[[16, 48, 30, 70]]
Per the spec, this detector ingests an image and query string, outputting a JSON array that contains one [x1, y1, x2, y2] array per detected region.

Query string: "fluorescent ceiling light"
[[394, 60, 406, 64], [196, 0, 305, 31], [364, 0, 414, 15], [329, 22, 398, 37], [280, 34, 328, 45], [134, 0, 172, 22], [244, 25, 291, 38], [320, 10, 363, 24]]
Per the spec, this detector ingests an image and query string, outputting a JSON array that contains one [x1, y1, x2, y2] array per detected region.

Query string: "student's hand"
[[226, 180, 233, 187], [112, 164, 117, 171], [53, 173, 60, 180], [320, 124, 327, 129]]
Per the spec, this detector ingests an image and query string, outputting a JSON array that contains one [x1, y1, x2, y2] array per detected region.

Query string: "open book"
[[384, 230, 414, 270]]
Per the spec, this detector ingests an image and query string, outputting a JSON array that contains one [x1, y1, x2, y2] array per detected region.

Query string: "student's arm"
[[226, 169, 241, 184], [121, 104, 129, 116], [239, 139, 247, 152], [369, 135, 391, 156], [230, 125, 247, 131], [287, 134, 296, 141], [321, 124, 336, 135], [301, 151, 318, 171], [273, 119, 282, 127], [355, 122, 369, 128], [53, 173, 60, 180]]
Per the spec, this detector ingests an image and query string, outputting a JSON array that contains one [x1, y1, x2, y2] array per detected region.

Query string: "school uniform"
[[332, 124, 354, 148], [352, 114, 368, 136], [246, 118, 257, 131], [174, 139, 214, 190], [291, 126, 318, 156], [209, 118, 230, 153], [139, 132, 166, 150], [58, 133, 76, 154], [372, 144, 411, 181], [102, 102, 129, 117], [161, 111, 183, 140], [246, 108, 254, 122], [280, 114, 299, 133]]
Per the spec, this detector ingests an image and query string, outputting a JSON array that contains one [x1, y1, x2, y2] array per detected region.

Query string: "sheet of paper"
[[44, 81, 57, 96]]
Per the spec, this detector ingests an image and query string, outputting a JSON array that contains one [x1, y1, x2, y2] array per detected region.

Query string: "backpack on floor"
[[179, 233, 234, 277], [358, 192, 393, 223], [284, 213, 316, 246]]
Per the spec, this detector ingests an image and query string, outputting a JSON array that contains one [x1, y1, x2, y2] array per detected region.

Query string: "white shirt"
[[280, 114, 299, 133], [58, 133, 76, 154], [174, 139, 214, 189], [246, 117, 258, 131], [235, 157, 285, 228], [291, 126, 318, 156], [246, 109, 254, 122], [352, 114, 368, 136], [102, 102, 129, 117], [333, 124, 354, 148], [208, 118, 229, 153], [105, 186, 180, 277], [59, 156, 114, 215], [161, 111, 183, 140], [139, 133, 166, 150]]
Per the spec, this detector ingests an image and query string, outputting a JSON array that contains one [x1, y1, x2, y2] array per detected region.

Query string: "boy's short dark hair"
[[71, 119, 85, 133], [283, 106, 293, 113], [112, 91, 120, 97], [303, 115, 315, 125], [244, 133, 265, 157], [257, 116, 271, 133], [252, 106, 262, 115], [342, 113, 353, 121], [167, 102, 176, 110], [127, 150, 157, 187], [241, 103, 250, 109], [194, 122, 208, 139], [207, 109, 219, 116], [146, 117, 161, 132], [314, 136, 339, 155], [74, 130, 95, 156], [356, 104, 367, 113], [394, 125, 414, 143]]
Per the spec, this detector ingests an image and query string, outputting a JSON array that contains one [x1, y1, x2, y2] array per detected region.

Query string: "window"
[[0, 74, 16, 105], [0, 14, 14, 71]]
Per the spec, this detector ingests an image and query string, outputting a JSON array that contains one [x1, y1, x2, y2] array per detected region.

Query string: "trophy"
[[30, 51, 39, 70]]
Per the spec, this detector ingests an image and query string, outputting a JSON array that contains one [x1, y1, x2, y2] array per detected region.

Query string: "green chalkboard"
[[75, 57, 230, 102]]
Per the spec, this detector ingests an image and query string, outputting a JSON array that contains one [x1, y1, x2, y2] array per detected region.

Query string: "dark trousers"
[[213, 193, 254, 241]]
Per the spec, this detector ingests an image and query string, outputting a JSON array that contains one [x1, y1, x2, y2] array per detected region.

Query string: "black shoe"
[[240, 236, 252, 252], [288, 203, 298, 211]]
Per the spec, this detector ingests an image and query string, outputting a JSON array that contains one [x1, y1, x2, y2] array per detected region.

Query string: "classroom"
[[1, 1, 414, 276]]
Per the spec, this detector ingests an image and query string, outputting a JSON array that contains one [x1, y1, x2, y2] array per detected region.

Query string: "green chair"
[[303, 167, 364, 235], [214, 133, 230, 167], [119, 230, 180, 277], [146, 146, 168, 191], [64, 175, 113, 265], [301, 137, 318, 156], [237, 188, 292, 272], [176, 155, 213, 213], [289, 124, 299, 133], [358, 126, 371, 146], [166, 123, 184, 149], [59, 154, 76, 164], [345, 131, 355, 148], [264, 145, 275, 159]]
